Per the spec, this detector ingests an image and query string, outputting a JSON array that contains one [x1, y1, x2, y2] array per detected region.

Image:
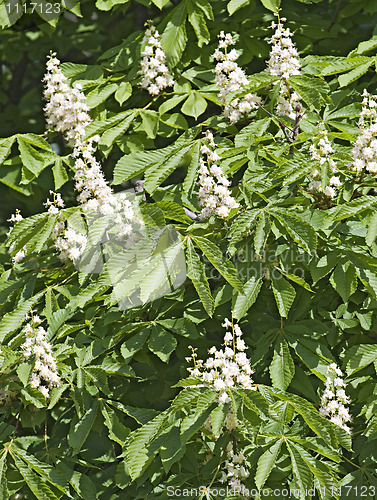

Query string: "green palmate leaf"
[[160, 424, 186, 472], [320, 56, 372, 76], [254, 212, 270, 255], [69, 471, 96, 500], [148, 325, 177, 362], [286, 441, 314, 495], [108, 400, 158, 425], [0, 291, 45, 343], [144, 144, 192, 194], [47, 384, 69, 410], [227, 0, 249, 15], [188, 7, 209, 47], [18, 137, 55, 179], [84, 110, 133, 140], [0, 452, 8, 500], [157, 201, 192, 223], [115, 81, 132, 105], [181, 390, 217, 437], [269, 208, 317, 254], [100, 401, 130, 445], [210, 405, 226, 436], [183, 142, 199, 194], [289, 75, 331, 109], [159, 94, 188, 115], [329, 262, 357, 302], [185, 238, 214, 316], [227, 209, 260, 254], [140, 110, 159, 139], [255, 439, 283, 489], [68, 400, 98, 453], [345, 344, 377, 375], [269, 339, 295, 390], [125, 410, 170, 480], [113, 148, 164, 185], [326, 195, 377, 222], [266, 387, 333, 445], [11, 454, 60, 500], [366, 211, 377, 246], [309, 253, 338, 284], [0, 136, 15, 164], [271, 274, 296, 318], [85, 82, 118, 108], [235, 118, 271, 147], [181, 91, 207, 118], [338, 60, 375, 87], [161, 1, 188, 67], [10, 446, 67, 494], [52, 157, 69, 190], [17, 362, 34, 387], [100, 110, 137, 148], [21, 387, 46, 408], [260, 0, 281, 11], [192, 236, 244, 293], [232, 276, 263, 320], [120, 329, 150, 363], [151, 0, 170, 8]]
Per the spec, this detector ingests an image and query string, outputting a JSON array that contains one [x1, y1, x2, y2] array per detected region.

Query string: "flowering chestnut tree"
[[1, 0, 377, 499]]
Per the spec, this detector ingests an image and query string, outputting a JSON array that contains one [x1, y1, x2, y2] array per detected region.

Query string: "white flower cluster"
[[219, 442, 250, 496], [267, 14, 301, 119], [43, 54, 139, 263], [43, 52, 91, 146], [212, 31, 261, 123], [198, 131, 239, 219], [319, 363, 352, 433], [140, 24, 174, 96], [308, 130, 341, 199], [351, 89, 377, 174], [187, 317, 255, 404], [7, 210, 26, 264], [21, 313, 61, 399]]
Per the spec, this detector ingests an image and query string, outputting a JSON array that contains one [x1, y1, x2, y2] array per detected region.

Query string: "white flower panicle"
[[319, 363, 352, 433], [140, 23, 174, 96], [219, 442, 250, 497], [351, 89, 377, 175], [187, 317, 256, 404], [198, 131, 239, 220], [20, 313, 61, 399], [212, 31, 261, 123], [308, 129, 341, 199], [43, 52, 91, 146], [43, 54, 138, 263], [267, 14, 301, 119]]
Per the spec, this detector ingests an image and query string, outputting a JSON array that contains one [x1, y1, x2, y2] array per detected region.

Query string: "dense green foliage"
[[2, 0, 377, 499]]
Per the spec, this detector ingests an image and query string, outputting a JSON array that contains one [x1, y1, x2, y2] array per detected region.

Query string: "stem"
[[343, 455, 360, 469], [206, 445, 228, 492]]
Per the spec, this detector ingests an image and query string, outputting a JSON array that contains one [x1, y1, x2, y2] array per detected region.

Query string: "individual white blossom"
[[308, 129, 340, 199], [43, 52, 91, 146], [319, 363, 352, 433], [212, 31, 261, 123], [351, 89, 377, 175], [139, 23, 174, 96], [267, 14, 301, 119], [186, 317, 256, 404], [198, 131, 239, 220], [20, 313, 61, 399]]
